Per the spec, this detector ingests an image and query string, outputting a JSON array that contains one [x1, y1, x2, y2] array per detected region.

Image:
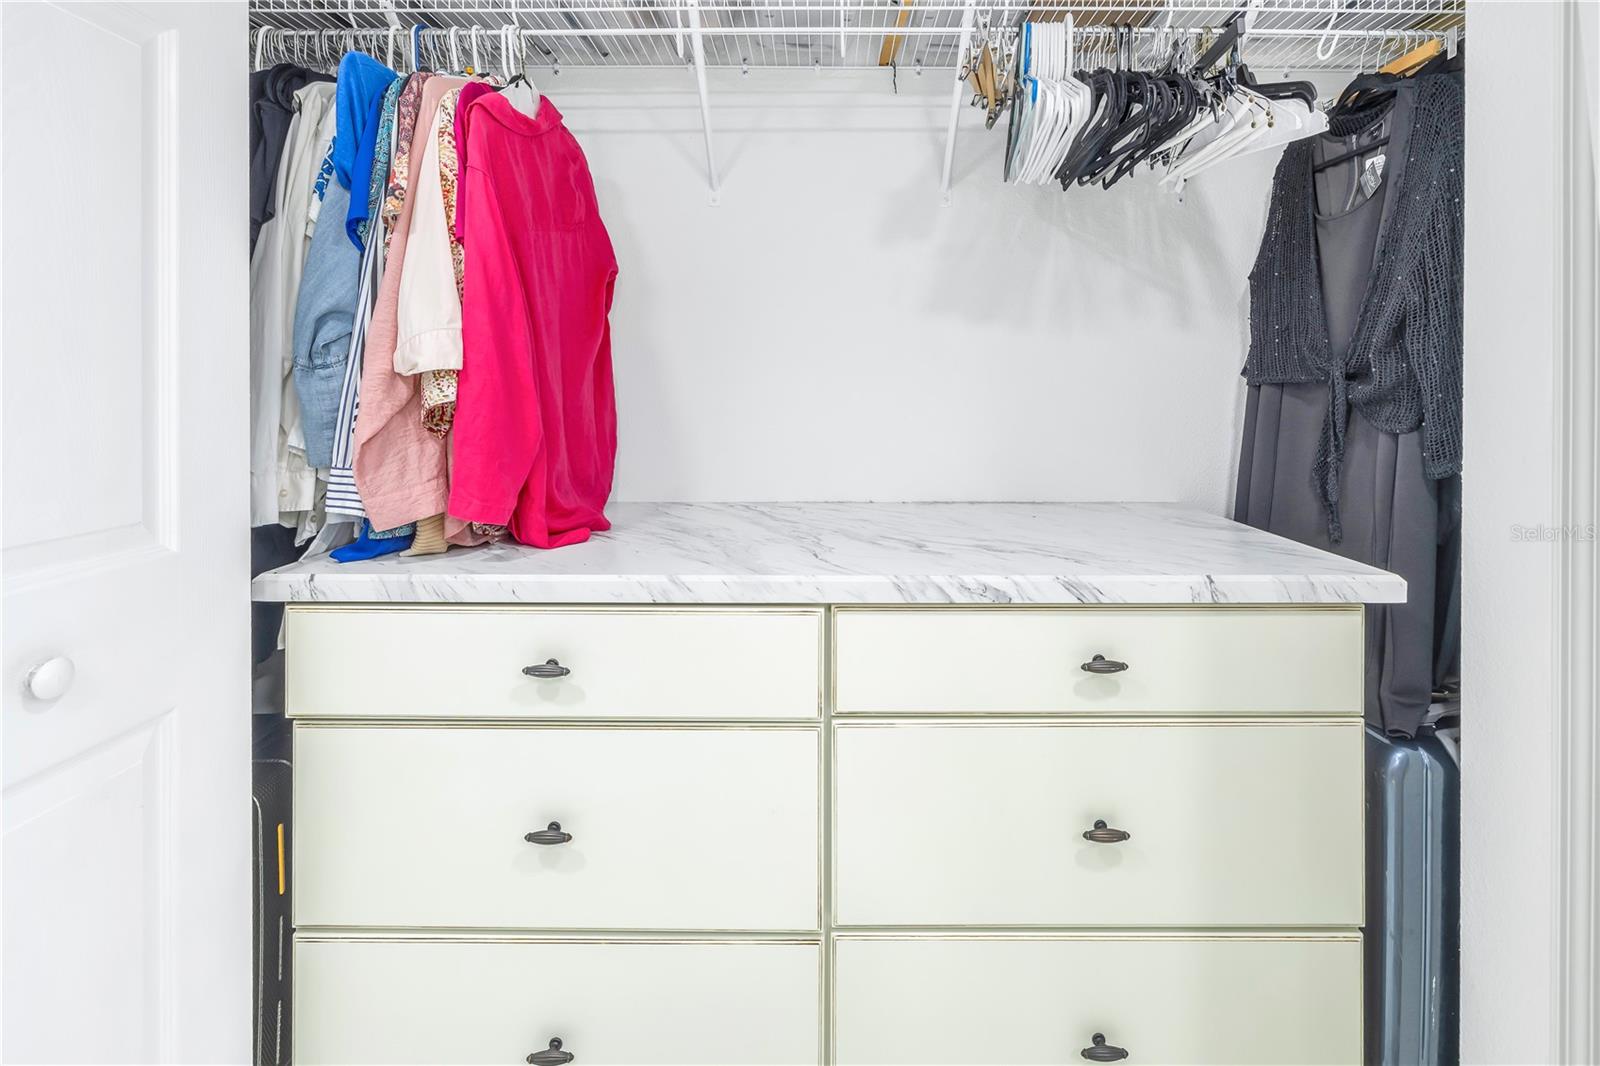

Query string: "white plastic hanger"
[[1042, 19, 1098, 184], [1015, 22, 1057, 183], [1008, 22, 1041, 181], [497, 28, 542, 116], [1168, 87, 1272, 185]]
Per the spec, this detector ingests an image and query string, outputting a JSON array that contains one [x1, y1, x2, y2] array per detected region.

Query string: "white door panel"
[[2, 3, 249, 1063]]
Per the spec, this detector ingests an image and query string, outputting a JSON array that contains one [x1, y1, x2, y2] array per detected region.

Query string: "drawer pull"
[[527, 1037, 575, 1065], [522, 658, 572, 679], [1080, 1033, 1129, 1062], [524, 821, 573, 845], [1080, 654, 1129, 675], [1081, 819, 1131, 844]]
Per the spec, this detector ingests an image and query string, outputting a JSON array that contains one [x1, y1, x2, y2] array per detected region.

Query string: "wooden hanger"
[[878, 0, 915, 67], [1379, 38, 1441, 76]]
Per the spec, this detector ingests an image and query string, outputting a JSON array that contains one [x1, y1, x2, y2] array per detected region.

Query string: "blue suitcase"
[[1365, 726, 1459, 1065]]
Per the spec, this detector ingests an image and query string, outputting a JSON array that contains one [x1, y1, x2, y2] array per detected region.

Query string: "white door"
[[2, 3, 249, 1063]]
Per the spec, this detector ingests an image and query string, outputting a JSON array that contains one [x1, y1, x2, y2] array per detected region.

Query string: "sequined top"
[[1243, 72, 1463, 541]]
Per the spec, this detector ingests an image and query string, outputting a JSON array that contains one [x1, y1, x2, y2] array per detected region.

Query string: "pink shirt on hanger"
[[351, 75, 467, 531], [447, 93, 618, 548]]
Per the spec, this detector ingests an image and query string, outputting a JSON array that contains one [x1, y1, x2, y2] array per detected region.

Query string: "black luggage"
[[253, 713, 293, 1066], [1364, 725, 1459, 1065]]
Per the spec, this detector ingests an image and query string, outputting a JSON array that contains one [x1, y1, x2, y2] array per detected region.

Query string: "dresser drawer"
[[295, 938, 821, 1065], [285, 606, 822, 719], [834, 935, 1360, 1065], [834, 721, 1362, 926], [295, 725, 819, 930], [834, 607, 1362, 714]]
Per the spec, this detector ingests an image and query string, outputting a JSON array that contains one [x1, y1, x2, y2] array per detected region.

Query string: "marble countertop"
[[252, 502, 1405, 605]]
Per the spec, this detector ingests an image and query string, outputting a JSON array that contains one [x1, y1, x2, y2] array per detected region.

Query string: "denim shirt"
[[291, 174, 359, 469]]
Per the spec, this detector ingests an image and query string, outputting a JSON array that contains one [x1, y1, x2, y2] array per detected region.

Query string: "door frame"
[[1463, 2, 1598, 1062], [1550, 2, 1599, 1060]]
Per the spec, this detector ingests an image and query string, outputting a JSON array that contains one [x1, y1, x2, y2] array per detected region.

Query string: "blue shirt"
[[332, 52, 399, 249]]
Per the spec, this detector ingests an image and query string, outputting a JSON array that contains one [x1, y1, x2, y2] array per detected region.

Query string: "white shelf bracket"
[[939, 0, 977, 205], [686, 0, 722, 205]]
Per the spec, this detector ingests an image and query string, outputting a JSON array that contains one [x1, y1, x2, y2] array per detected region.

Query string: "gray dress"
[[1234, 86, 1461, 737]]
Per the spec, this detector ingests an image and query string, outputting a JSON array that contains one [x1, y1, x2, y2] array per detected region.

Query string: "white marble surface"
[[251, 502, 1405, 605]]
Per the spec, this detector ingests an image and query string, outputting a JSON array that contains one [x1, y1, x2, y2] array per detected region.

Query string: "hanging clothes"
[[1243, 73, 1464, 541], [1235, 70, 1464, 738], [395, 86, 469, 435], [292, 57, 400, 473], [448, 94, 618, 549], [327, 75, 406, 522], [249, 63, 335, 251], [250, 79, 337, 530], [249, 51, 620, 562], [333, 52, 400, 249], [351, 75, 469, 532], [451, 81, 498, 242]]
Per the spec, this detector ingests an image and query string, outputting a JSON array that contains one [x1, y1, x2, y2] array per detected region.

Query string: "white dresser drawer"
[[834, 935, 1361, 1065], [286, 606, 822, 719], [834, 721, 1362, 927], [295, 725, 820, 930], [834, 607, 1362, 715], [295, 938, 821, 1065]]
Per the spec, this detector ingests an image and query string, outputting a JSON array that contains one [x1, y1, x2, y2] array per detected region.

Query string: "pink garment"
[[352, 76, 467, 531], [448, 95, 618, 548], [451, 80, 497, 243]]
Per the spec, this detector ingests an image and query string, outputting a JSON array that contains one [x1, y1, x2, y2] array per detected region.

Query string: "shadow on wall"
[[553, 70, 1277, 508]]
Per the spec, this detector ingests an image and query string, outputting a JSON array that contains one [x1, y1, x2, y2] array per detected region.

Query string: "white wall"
[[551, 69, 1284, 508]]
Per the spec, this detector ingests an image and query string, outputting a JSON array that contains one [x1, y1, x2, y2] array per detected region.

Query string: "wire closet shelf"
[[249, 0, 1463, 202], [251, 0, 1463, 72]]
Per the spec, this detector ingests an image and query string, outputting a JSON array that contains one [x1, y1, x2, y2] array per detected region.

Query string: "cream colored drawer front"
[[286, 607, 822, 719], [835, 721, 1362, 926], [834, 936, 1361, 1065], [834, 607, 1362, 714], [295, 726, 819, 930], [295, 939, 821, 1065]]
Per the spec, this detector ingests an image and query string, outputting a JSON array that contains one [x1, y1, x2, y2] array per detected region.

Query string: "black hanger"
[[1002, 19, 1027, 183], [1190, 11, 1244, 78], [1088, 71, 1154, 187], [1057, 67, 1124, 187], [1106, 72, 1192, 187], [1312, 136, 1390, 173], [1333, 70, 1400, 112], [1235, 63, 1316, 108]]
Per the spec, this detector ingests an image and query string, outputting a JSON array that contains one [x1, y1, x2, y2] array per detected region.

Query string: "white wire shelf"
[[250, 0, 1464, 72], [250, 0, 1462, 204]]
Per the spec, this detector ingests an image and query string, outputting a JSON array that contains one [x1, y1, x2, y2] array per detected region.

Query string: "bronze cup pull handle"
[[527, 1038, 574, 1065], [1082, 819, 1131, 844], [1080, 654, 1129, 674], [1081, 1033, 1128, 1062]]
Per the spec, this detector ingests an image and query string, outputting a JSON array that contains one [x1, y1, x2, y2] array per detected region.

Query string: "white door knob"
[[25, 656, 75, 702]]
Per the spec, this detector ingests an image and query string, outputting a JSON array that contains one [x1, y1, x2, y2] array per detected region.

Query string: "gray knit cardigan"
[[1244, 72, 1464, 542]]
